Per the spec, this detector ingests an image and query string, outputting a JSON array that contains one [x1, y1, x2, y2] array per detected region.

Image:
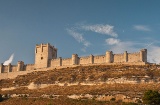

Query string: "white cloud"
[[3, 54, 14, 65], [108, 41, 139, 54], [66, 23, 118, 52], [81, 48, 87, 52], [105, 38, 120, 45], [147, 45, 160, 64], [67, 29, 91, 52], [67, 29, 90, 47], [81, 24, 118, 37], [134, 25, 151, 31]]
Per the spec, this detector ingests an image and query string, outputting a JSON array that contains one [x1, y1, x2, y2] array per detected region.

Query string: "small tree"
[[0, 94, 3, 102], [142, 90, 160, 104], [110, 98, 116, 101]]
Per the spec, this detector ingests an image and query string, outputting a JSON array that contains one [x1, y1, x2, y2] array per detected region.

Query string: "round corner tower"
[[72, 54, 78, 65], [140, 49, 147, 62], [106, 51, 113, 63]]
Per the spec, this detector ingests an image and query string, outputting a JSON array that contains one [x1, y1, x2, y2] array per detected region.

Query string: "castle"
[[0, 43, 147, 73]]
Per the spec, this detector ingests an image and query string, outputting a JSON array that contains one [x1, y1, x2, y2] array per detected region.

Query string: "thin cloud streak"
[[81, 24, 118, 37], [3, 53, 14, 65], [67, 29, 91, 52], [147, 45, 160, 64], [107, 40, 139, 53], [66, 23, 118, 53], [133, 25, 151, 31], [67, 29, 90, 47]]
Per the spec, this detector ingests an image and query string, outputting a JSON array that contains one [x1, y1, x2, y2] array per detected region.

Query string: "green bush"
[[142, 90, 160, 104], [49, 95, 53, 98], [110, 98, 116, 101], [0, 94, 3, 102]]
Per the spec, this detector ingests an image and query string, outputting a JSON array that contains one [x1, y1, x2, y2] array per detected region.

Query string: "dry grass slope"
[[0, 64, 160, 104]]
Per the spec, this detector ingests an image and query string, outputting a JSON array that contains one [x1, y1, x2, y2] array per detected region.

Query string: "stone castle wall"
[[24, 64, 35, 71], [128, 53, 140, 62], [2, 66, 8, 73], [112, 52, 141, 63], [62, 58, 72, 66], [113, 54, 124, 63], [79, 56, 91, 65], [0, 61, 35, 73], [50, 50, 147, 68], [94, 55, 106, 64], [51, 57, 62, 67], [0, 43, 148, 75]]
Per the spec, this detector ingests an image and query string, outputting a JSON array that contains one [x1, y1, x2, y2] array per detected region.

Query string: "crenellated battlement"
[[0, 43, 148, 74], [94, 55, 105, 57], [79, 56, 90, 59], [62, 58, 72, 60], [51, 57, 62, 61], [0, 61, 34, 73]]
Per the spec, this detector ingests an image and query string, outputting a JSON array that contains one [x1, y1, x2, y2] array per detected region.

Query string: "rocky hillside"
[[0, 64, 160, 105]]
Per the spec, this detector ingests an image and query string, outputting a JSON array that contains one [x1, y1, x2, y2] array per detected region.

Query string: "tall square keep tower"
[[35, 43, 57, 68]]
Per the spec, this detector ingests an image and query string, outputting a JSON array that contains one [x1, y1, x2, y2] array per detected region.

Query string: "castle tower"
[[35, 43, 57, 68], [72, 54, 78, 65], [17, 61, 24, 71], [140, 49, 147, 62], [0, 63, 3, 73], [89, 54, 94, 64], [106, 51, 113, 63], [124, 51, 128, 62], [8, 63, 11, 72]]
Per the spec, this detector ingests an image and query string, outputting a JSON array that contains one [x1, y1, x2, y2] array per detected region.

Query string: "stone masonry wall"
[[79, 56, 90, 65], [11, 66, 18, 72], [25, 64, 35, 71], [128, 53, 140, 62], [94, 55, 106, 64], [0, 43, 147, 75], [113, 54, 124, 63], [49, 49, 146, 67], [51, 57, 62, 67], [62, 58, 72, 66], [2, 66, 8, 73]]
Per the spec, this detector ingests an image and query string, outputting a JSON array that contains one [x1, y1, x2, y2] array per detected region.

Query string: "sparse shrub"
[[117, 99, 122, 103], [92, 96, 97, 100], [18, 94, 22, 97], [24, 94, 28, 98], [49, 95, 53, 98], [4, 94, 8, 98], [135, 99, 142, 103], [110, 97, 116, 101], [88, 75, 95, 81], [142, 90, 160, 104], [0, 94, 3, 102], [100, 74, 107, 82], [57, 77, 63, 81], [70, 74, 76, 82]]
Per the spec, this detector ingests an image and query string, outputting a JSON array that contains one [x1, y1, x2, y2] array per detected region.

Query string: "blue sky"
[[0, 0, 160, 65]]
